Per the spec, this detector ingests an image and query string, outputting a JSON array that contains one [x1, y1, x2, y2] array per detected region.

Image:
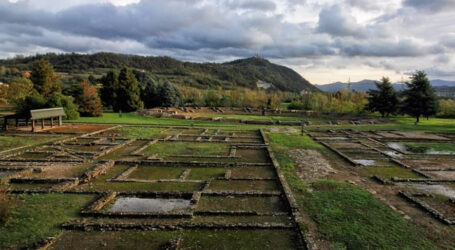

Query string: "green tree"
[[75, 79, 103, 117], [114, 67, 143, 112], [365, 77, 399, 117], [6, 77, 36, 104], [158, 82, 183, 107], [140, 80, 160, 108], [205, 90, 221, 107], [100, 70, 119, 108], [47, 93, 80, 120], [402, 71, 439, 124], [14, 94, 47, 115], [30, 59, 61, 98]]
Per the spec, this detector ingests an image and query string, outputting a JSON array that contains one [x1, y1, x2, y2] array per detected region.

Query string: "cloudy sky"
[[1, 0, 454, 84]]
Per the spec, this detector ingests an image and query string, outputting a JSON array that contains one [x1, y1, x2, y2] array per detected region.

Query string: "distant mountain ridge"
[[0, 52, 318, 93], [317, 79, 455, 92]]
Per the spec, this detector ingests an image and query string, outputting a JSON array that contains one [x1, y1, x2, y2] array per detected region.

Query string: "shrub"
[[0, 187, 13, 224], [47, 93, 80, 120], [288, 100, 304, 110]]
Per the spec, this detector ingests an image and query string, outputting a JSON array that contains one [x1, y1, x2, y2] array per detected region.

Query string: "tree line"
[[1, 59, 102, 119], [287, 71, 440, 124], [365, 71, 438, 124]]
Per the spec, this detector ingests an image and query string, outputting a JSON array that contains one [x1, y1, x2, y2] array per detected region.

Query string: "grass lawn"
[[143, 142, 229, 158], [267, 132, 440, 249], [0, 193, 95, 248], [115, 126, 165, 138], [358, 166, 422, 179], [51, 229, 299, 250], [201, 113, 326, 122], [268, 133, 324, 192], [302, 180, 436, 249], [0, 136, 59, 152], [70, 112, 455, 133]]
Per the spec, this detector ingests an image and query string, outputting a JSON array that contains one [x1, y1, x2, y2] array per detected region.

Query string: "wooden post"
[[58, 116, 62, 126], [15, 118, 18, 128], [32, 120, 35, 132], [3, 117, 7, 131], [41, 119, 44, 129], [50, 117, 53, 127]]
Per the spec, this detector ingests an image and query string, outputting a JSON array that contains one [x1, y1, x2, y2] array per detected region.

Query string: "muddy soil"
[[288, 149, 337, 183]]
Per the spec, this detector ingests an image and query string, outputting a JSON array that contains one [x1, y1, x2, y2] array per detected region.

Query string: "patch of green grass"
[[0, 193, 95, 248], [268, 133, 324, 192], [116, 127, 165, 139], [182, 229, 299, 249], [358, 166, 422, 179], [208, 180, 279, 191], [81, 181, 203, 192], [70, 112, 265, 130], [51, 229, 299, 250], [193, 215, 291, 224], [269, 133, 324, 150], [143, 142, 229, 158], [0, 136, 59, 152], [187, 168, 226, 180], [196, 196, 286, 213], [51, 231, 178, 249], [128, 167, 186, 180], [230, 167, 276, 178], [302, 180, 436, 249], [202, 113, 326, 122]]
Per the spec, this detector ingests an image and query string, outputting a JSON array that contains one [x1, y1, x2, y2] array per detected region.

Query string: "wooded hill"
[[0, 52, 319, 93]]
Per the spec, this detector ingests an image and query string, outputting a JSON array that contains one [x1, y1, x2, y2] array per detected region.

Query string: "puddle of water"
[[384, 151, 403, 158], [387, 142, 454, 155], [354, 159, 376, 166], [426, 149, 455, 155], [108, 197, 191, 213], [402, 184, 455, 199], [387, 143, 408, 153]]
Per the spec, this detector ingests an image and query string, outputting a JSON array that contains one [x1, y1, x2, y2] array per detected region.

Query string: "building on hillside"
[[256, 80, 274, 90]]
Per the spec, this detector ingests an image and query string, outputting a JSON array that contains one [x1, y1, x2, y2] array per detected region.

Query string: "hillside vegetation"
[[0, 53, 318, 93]]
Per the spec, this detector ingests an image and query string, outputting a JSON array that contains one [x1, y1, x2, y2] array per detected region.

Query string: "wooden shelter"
[[30, 108, 65, 132], [2, 107, 65, 132]]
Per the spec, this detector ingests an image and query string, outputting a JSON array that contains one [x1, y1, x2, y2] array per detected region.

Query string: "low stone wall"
[[80, 161, 115, 183], [260, 129, 310, 250], [130, 140, 158, 156], [399, 191, 455, 225], [93, 139, 136, 160], [61, 221, 295, 231], [319, 141, 361, 167], [114, 160, 272, 168]]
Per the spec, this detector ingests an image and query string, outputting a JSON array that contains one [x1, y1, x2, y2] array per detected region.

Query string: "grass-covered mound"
[[303, 180, 436, 249]]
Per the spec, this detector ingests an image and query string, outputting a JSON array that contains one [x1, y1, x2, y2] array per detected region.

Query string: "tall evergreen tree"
[[140, 80, 160, 108], [30, 59, 62, 98], [402, 71, 439, 125], [365, 77, 399, 117], [158, 81, 183, 107], [114, 67, 143, 112], [100, 70, 119, 108]]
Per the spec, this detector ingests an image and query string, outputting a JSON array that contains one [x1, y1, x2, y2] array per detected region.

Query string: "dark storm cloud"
[[403, 0, 455, 13]]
